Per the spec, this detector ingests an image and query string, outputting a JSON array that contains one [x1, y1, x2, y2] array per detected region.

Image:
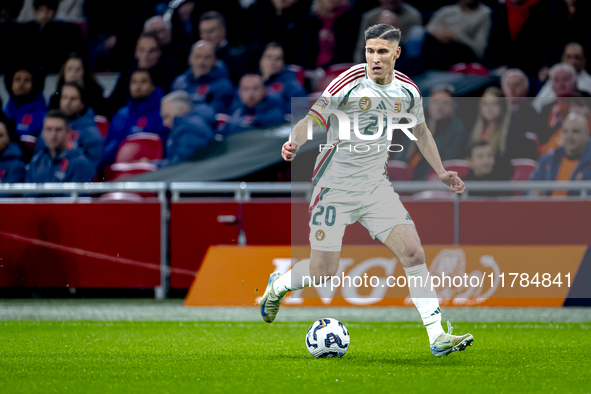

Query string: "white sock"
[[404, 264, 444, 343], [273, 259, 312, 296]]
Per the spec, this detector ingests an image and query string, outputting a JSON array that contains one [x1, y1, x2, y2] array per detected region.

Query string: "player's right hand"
[[282, 141, 300, 161]]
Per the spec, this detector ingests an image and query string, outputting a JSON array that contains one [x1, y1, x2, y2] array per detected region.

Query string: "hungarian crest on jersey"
[[358, 97, 372, 111]]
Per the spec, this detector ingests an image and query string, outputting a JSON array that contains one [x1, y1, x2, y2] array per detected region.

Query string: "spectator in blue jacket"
[[259, 42, 307, 115], [102, 69, 167, 166], [3, 62, 46, 161], [36, 83, 103, 170], [530, 112, 591, 196], [26, 110, 94, 183], [221, 74, 286, 136], [171, 40, 233, 114], [0, 114, 26, 183], [158, 91, 215, 167]]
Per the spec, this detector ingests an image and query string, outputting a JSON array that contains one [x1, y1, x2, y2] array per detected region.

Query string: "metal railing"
[[1, 180, 590, 299]]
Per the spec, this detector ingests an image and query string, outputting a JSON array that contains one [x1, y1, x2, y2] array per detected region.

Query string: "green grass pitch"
[[1, 321, 590, 393]]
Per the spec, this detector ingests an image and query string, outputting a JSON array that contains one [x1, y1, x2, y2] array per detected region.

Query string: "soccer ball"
[[305, 318, 350, 358]]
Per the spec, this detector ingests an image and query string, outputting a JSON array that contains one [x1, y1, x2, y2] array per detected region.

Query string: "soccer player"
[[260, 24, 474, 357]]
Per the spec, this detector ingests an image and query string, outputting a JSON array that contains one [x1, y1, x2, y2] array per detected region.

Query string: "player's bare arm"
[[282, 114, 314, 161], [413, 121, 465, 194]]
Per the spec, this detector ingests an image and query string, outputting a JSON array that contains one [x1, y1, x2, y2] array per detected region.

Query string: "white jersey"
[[310, 64, 425, 191]]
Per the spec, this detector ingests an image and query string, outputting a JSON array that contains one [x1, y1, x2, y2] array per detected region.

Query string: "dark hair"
[[264, 41, 284, 52], [200, 11, 225, 27], [33, 0, 59, 11], [55, 53, 99, 95], [45, 109, 69, 127], [364, 24, 401, 43], [130, 68, 155, 84], [466, 140, 490, 158], [137, 31, 162, 48], [61, 82, 88, 108], [4, 62, 46, 97]]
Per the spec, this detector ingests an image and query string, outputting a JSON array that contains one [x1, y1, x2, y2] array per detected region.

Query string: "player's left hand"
[[439, 171, 465, 194]]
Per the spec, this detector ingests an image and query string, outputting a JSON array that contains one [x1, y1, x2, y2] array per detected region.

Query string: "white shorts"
[[308, 182, 415, 252]]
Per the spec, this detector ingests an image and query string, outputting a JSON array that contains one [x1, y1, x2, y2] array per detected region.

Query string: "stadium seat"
[[426, 159, 470, 181], [286, 64, 306, 86], [94, 115, 109, 138], [114, 133, 163, 163], [387, 160, 412, 181], [510, 158, 537, 181], [20, 135, 37, 153], [103, 162, 158, 181], [449, 62, 489, 75], [314, 63, 356, 93]]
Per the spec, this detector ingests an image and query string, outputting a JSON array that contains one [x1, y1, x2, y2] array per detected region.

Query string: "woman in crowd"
[[48, 53, 109, 117]]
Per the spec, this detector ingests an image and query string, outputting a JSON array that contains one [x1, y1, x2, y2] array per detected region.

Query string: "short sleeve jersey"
[[309, 64, 425, 191]]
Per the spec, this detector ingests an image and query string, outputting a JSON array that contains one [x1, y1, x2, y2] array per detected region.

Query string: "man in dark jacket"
[[107, 32, 176, 118], [222, 74, 286, 136], [259, 42, 307, 115], [172, 40, 234, 114], [530, 112, 591, 196], [26, 110, 94, 183], [2, 62, 46, 161], [159, 91, 215, 167], [19, 0, 85, 73], [0, 113, 26, 183], [36, 83, 103, 171], [103, 69, 167, 166]]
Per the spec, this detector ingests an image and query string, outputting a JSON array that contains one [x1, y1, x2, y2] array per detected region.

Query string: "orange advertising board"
[[185, 246, 587, 307]]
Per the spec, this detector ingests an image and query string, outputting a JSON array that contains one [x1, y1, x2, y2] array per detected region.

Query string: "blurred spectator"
[[199, 11, 248, 85], [486, 0, 558, 78], [0, 113, 26, 183], [464, 140, 500, 180], [172, 41, 234, 114], [38, 83, 103, 171], [48, 53, 109, 117], [423, 0, 491, 70], [536, 64, 590, 142], [299, 0, 359, 69], [158, 91, 215, 167], [501, 68, 540, 144], [531, 112, 591, 196], [464, 140, 513, 196], [18, 0, 85, 73], [84, 0, 157, 72], [246, 0, 310, 65], [107, 32, 176, 118], [538, 94, 590, 154], [26, 110, 94, 182], [18, 0, 85, 23], [535, 44, 591, 109], [259, 42, 307, 115], [103, 69, 167, 166], [411, 85, 467, 180], [221, 74, 286, 135], [3, 62, 46, 160], [169, 0, 244, 49], [470, 87, 538, 175], [353, 0, 422, 63], [143, 16, 185, 81]]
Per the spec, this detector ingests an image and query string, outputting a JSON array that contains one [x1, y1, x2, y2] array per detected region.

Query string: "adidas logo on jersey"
[[376, 101, 387, 110]]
